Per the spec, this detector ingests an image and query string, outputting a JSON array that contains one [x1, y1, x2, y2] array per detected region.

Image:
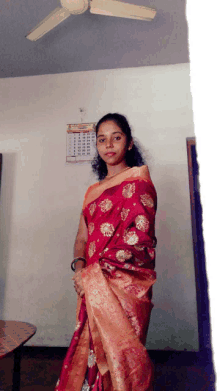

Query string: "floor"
[[0, 347, 215, 391]]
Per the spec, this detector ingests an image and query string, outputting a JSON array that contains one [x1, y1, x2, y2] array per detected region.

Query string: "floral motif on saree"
[[88, 223, 95, 235], [122, 182, 136, 198], [55, 166, 157, 391], [89, 202, 96, 216], [100, 222, 115, 237], [140, 193, 154, 208], [116, 249, 132, 262], [88, 350, 96, 368], [135, 215, 149, 232], [123, 229, 139, 245], [120, 208, 130, 221], [99, 199, 113, 213], [88, 241, 96, 258]]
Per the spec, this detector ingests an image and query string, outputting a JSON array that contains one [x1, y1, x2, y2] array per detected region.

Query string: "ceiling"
[[0, 0, 189, 79]]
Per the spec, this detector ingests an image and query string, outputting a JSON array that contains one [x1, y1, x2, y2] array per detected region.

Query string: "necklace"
[[105, 166, 130, 180]]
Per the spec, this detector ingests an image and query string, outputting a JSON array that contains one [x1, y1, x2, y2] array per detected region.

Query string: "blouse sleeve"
[[82, 182, 99, 211]]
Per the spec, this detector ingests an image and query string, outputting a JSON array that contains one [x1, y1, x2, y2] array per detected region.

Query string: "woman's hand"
[[72, 269, 85, 297]]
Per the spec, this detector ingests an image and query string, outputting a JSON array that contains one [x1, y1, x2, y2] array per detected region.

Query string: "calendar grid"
[[66, 123, 96, 163]]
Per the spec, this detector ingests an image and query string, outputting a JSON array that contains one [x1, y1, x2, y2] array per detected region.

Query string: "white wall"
[[0, 63, 198, 350]]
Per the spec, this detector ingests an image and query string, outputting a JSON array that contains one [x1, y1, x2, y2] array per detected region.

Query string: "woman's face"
[[96, 120, 129, 166]]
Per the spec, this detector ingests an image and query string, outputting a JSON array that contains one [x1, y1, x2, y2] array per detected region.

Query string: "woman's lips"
[[105, 152, 116, 157]]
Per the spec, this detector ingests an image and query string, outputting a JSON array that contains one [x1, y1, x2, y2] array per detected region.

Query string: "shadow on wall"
[[146, 168, 199, 351], [147, 307, 198, 351], [0, 153, 17, 318]]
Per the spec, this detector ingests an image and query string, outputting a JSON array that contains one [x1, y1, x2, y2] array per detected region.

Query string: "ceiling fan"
[[26, 0, 157, 41]]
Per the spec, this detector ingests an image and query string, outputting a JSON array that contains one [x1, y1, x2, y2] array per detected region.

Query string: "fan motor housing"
[[60, 0, 89, 14]]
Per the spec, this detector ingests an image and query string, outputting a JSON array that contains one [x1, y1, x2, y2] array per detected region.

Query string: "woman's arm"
[[72, 213, 88, 297], [73, 212, 88, 271]]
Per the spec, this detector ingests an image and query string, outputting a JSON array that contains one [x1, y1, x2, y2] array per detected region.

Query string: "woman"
[[55, 113, 157, 391]]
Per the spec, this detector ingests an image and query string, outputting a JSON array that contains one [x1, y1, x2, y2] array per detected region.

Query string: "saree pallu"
[[56, 166, 157, 391]]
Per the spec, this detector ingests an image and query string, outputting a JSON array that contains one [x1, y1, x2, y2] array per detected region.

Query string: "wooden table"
[[0, 320, 37, 391]]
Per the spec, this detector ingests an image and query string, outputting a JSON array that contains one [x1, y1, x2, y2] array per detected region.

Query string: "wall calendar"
[[66, 123, 96, 163]]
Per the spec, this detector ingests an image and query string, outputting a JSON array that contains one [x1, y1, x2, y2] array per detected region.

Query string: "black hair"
[[91, 113, 146, 180]]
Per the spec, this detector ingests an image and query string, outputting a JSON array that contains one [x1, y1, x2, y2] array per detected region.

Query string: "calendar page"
[[66, 123, 96, 163]]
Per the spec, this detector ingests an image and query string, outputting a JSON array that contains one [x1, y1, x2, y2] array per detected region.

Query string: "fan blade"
[[90, 0, 156, 20], [26, 7, 71, 41]]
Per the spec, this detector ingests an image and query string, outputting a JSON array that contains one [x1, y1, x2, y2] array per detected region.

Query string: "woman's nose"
[[106, 139, 113, 148]]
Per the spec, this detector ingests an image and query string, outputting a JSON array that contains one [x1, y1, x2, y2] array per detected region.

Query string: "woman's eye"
[[98, 139, 105, 143], [115, 136, 121, 141]]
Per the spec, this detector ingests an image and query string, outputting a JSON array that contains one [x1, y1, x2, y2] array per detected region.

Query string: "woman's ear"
[[128, 139, 134, 151]]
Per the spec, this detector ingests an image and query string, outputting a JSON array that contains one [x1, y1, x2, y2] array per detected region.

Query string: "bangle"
[[71, 257, 86, 272]]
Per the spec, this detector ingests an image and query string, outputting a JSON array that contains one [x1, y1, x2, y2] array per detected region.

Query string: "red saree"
[[55, 165, 157, 391]]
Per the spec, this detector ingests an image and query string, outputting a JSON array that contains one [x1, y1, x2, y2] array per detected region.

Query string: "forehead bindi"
[[97, 121, 124, 138]]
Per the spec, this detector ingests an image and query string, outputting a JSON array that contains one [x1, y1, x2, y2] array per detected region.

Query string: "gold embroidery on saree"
[[130, 316, 141, 336], [88, 241, 96, 258], [135, 215, 149, 232], [140, 193, 154, 208], [122, 183, 135, 198], [123, 230, 139, 245], [103, 262, 116, 272], [74, 320, 81, 331], [100, 223, 115, 237], [99, 199, 113, 212], [90, 288, 102, 307], [88, 222, 95, 235], [147, 248, 155, 259], [88, 349, 96, 367], [99, 247, 109, 256], [116, 249, 132, 262], [120, 208, 130, 221], [81, 379, 90, 391], [134, 244, 145, 251], [89, 202, 96, 216]]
